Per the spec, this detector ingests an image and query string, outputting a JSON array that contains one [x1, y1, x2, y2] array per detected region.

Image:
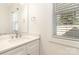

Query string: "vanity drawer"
[[26, 40, 39, 55], [26, 39, 39, 48], [2, 45, 28, 55]]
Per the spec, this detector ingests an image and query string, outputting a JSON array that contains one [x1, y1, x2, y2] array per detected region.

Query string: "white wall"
[[19, 4, 28, 33], [0, 4, 11, 34], [29, 3, 53, 54], [29, 4, 41, 34]]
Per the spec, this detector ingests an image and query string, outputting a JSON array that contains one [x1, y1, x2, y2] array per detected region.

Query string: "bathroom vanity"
[[0, 34, 40, 55]]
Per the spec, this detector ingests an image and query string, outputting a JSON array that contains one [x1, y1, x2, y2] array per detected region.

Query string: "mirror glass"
[[0, 3, 28, 35]]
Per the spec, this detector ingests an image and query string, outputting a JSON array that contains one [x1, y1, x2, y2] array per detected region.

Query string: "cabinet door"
[[28, 45, 39, 55], [26, 40, 39, 55], [2, 39, 39, 55]]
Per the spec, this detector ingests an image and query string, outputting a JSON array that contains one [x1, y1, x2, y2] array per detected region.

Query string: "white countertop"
[[0, 34, 39, 54]]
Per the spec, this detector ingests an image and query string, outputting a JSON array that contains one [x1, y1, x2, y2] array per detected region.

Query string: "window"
[[54, 3, 79, 38]]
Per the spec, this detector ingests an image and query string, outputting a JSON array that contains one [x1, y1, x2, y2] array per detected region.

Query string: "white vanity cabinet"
[[2, 39, 39, 55]]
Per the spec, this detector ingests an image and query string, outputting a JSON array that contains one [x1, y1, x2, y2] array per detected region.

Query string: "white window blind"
[[55, 3, 79, 37]]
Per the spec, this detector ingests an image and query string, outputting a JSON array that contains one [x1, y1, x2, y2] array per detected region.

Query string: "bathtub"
[[50, 35, 79, 49], [48, 35, 79, 54]]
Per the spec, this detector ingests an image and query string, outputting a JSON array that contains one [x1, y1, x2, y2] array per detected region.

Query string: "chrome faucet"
[[11, 31, 22, 39], [15, 32, 22, 38], [15, 33, 18, 38]]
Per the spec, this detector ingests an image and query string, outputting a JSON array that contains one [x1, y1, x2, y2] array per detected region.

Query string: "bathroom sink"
[[21, 36, 33, 39], [0, 33, 40, 54]]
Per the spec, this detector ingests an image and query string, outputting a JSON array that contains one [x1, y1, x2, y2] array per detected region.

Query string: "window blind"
[[55, 3, 79, 36]]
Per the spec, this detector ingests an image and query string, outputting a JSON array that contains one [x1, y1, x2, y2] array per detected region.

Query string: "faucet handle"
[[11, 36, 14, 39], [19, 34, 22, 38]]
